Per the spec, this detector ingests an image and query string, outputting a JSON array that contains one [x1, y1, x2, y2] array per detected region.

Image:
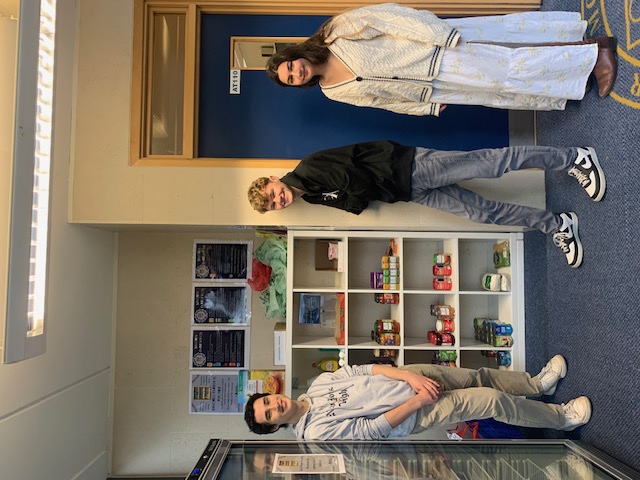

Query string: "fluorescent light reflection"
[[28, 0, 56, 336]]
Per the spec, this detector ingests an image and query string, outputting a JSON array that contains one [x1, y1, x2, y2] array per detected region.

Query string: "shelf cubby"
[[286, 231, 524, 396]]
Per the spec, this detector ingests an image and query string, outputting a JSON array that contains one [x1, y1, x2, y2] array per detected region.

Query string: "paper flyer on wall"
[[191, 328, 249, 369], [189, 371, 244, 414], [237, 370, 285, 403], [192, 284, 251, 325], [272, 454, 346, 474], [193, 240, 252, 281]]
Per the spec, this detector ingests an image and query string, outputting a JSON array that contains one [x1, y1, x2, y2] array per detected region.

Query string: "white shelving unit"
[[285, 230, 525, 397]]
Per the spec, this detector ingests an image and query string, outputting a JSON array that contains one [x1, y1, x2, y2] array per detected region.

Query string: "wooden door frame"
[[130, 0, 541, 168]]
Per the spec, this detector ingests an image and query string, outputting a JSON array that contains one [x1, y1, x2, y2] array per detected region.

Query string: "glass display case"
[[186, 439, 638, 480]]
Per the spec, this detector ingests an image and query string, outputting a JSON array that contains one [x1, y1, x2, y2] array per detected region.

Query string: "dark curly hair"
[[266, 18, 334, 88], [245, 393, 282, 435]]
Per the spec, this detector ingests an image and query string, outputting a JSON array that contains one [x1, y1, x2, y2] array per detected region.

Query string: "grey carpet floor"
[[524, 0, 640, 473]]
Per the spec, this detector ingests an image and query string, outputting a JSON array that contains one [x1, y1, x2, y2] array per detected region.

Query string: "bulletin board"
[[189, 239, 254, 414]]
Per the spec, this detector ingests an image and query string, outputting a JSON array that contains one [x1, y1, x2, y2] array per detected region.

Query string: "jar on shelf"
[[435, 319, 455, 333], [427, 330, 455, 346], [373, 348, 398, 358], [430, 304, 455, 319], [371, 330, 401, 346], [374, 293, 399, 304], [374, 319, 400, 334]]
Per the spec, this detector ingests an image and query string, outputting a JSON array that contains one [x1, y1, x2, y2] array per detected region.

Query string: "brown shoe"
[[591, 36, 617, 97]]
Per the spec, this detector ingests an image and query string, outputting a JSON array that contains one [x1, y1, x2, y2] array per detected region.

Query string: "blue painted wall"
[[198, 14, 508, 159]]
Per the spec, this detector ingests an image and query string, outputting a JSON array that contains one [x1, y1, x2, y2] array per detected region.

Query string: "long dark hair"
[[266, 18, 334, 88]]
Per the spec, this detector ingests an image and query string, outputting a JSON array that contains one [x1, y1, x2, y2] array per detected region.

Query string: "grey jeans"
[[398, 364, 565, 431], [410, 146, 577, 233]]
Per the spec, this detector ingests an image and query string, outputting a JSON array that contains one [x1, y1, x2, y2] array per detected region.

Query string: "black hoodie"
[[281, 141, 415, 214]]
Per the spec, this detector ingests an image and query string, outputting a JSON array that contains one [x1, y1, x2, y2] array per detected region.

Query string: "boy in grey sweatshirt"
[[244, 361, 591, 440]]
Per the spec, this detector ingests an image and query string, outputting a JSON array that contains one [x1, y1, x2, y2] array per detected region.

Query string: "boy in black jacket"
[[247, 141, 605, 268]]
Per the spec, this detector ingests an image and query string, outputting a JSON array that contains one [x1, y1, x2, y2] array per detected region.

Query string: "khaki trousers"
[[398, 364, 565, 432]]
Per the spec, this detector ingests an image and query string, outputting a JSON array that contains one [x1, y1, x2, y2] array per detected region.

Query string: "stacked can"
[[371, 319, 401, 346], [428, 304, 456, 347], [427, 330, 455, 346], [474, 318, 514, 347], [381, 255, 400, 290], [481, 350, 512, 367], [432, 349, 457, 367], [433, 253, 453, 290], [374, 348, 398, 358], [430, 304, 455, 333], [374, 293, 399, 304]]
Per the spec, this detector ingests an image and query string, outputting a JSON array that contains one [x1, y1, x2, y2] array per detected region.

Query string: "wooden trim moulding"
[[134, 157, 301, 168], [130, 0, 541, 167], [146, 0, 541, 16]]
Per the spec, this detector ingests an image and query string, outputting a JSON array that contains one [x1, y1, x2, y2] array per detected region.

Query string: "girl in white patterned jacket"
[[266, 3, 616, 116]]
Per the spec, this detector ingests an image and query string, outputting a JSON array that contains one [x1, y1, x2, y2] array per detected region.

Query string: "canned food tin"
[[432, 264, 452, 276], [427, 330, 455, 346], [372, 330, 401, 346], [433, 253, 452, 265], [374, 319, 400, 334], [438, 350, 457, 361], [497, 351, 512, 367], [430, 304, 455, 318], [435, 319, 455, 333], [374, 293, 399, 304], [492, 335, 514, 347], [374, 348, 398, 358], [433, 278, 453, 290], [494, 323, 513, 335]]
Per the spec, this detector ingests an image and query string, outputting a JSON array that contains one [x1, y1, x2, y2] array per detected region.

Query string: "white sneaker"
[[553, 212, 583, 268], [534, 355, 567, 395], [568, 147, 606, 202], [561, 396, 592, 431], [544, 454, 594, 480], [564, 453, 595, 480]]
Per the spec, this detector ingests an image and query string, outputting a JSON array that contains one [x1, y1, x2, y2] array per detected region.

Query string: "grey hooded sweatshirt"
[[292, 364, 417, 440]]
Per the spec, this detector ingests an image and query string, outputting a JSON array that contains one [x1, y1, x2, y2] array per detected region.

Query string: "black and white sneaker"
[[568, 147, 606, 202], [553, 212, 583, 268]]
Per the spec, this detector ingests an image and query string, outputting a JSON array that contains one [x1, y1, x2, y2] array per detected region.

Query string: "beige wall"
[[71, 0, 545, 231], [0, 1, 116, 478], [113, 231, 294, 476]]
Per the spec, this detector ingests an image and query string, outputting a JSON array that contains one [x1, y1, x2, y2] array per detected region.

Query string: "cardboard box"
[[274, 322, 286, 365], [315, 240, 344, 271]]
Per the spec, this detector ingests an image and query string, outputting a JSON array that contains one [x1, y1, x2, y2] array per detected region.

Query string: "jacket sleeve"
[[304, 415, 394, 440], [325, 3, 460, 48], [332, 90, 442, 116], [333, 364, 373, 378]]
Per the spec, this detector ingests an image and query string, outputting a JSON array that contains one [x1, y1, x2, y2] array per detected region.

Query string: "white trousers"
[[432, 11, 598, 110]]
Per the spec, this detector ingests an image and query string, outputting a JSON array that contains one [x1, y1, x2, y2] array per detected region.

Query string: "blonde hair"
[[247, 177, 270, 213]]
